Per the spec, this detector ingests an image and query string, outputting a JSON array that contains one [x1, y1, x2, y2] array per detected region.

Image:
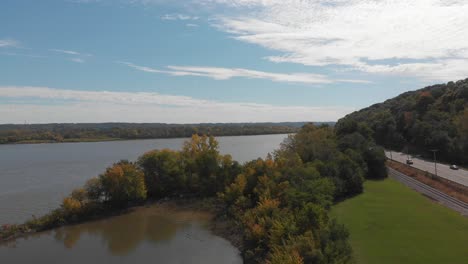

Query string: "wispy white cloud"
[[118, 61, 370, 84], [50, 49, 92, 57], [0, 86, 353, 123], [0, 52, 46, 59], [50, 49, 92, 63], [67, 0, 102, 3], [70, 58, 85, 63], [161, 13, 199, 21], [186, 23, 199, 27], [0, 39, 19, 48], [205, 0, 468, 81], [117, 61, 169, 74]]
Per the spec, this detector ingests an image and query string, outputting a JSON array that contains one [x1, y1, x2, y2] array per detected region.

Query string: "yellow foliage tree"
[[267, 248, 304, 264], [100, 161, 147, 205], [62, 197, 83, 215]]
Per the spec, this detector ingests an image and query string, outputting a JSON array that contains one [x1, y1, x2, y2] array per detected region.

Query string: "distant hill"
[[336, 78, 468, 165], [0, 122, 334, 144]]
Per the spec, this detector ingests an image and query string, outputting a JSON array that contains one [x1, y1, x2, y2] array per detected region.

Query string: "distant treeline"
[[0, 122, 334, 144], [336, 78, 468, 165]]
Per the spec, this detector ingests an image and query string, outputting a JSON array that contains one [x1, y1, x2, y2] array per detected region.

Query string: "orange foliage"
[[62, 197, 82, 214]]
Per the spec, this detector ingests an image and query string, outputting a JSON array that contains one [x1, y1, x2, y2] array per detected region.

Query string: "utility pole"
[[430, 149, 438, 177]]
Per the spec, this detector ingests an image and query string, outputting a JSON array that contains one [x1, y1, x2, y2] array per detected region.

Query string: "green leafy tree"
[[99, 160, 147, 206], [138, 149, 185, 197], [182, 135, 219, 194]]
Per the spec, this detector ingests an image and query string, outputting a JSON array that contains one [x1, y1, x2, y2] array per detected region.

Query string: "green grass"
[[331, 179, 468, 264]]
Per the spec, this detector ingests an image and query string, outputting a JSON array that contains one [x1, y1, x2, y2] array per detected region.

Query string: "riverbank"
[[0, 203, 134, 243], [0, 121, 303, 146], [3, 137, 122, 144], [0, 132, 292, 145]]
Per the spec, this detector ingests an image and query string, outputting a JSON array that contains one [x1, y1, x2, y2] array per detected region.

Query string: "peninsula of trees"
[[0, 122, 386, 264], [0, 122, 319, 144], [337, 78, 468, 165]]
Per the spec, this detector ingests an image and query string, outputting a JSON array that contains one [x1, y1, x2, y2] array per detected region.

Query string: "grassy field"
[[331, 179, 468, 264]]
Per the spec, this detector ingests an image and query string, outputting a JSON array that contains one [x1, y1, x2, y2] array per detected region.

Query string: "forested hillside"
[[336, 78, 468, 165]]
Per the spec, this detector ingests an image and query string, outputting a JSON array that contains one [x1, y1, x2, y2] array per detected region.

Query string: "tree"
[[99, 161, 147, 206], [62, 197, 83, 216], [364, 146, 387, 179], [281, 124, 338, 163], [267, 249, 304, 264], [61, 188, 89, 216], [84, 177, 103, 201], [456, 108, 468, 163], [138, 149, 185, 197], [456, 108, 468, 141], [182, 134, 222, 195], [416, 91, 434, 113]]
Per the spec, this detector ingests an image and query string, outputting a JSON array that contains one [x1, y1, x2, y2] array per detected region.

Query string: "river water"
[[0, 134, 287, 225], [0, 204, 242, 263]]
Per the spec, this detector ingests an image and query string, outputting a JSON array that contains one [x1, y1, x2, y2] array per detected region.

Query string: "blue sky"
[[1, 0, 467, 123]]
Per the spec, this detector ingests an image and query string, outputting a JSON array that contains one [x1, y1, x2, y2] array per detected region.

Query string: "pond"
[[0, 204, 242, 264]]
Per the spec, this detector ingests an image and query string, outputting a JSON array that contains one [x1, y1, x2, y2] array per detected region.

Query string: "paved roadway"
[[385, 151, 468, 187], [388, 167, 468, 216]]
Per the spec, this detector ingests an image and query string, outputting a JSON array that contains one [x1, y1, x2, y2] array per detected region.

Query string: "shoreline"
[[0, 132, 291, 146]]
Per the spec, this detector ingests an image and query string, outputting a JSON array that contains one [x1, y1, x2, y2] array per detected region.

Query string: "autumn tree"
[[182, 134, 222, 195], [99, 160, 147, 206]]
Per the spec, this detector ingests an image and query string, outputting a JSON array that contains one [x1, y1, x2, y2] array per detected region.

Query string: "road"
[[388, 167, 468, 216], [385, 151, 468, 187]]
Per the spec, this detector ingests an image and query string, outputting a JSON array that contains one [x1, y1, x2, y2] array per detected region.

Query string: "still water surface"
[[0, 134, 287, 224], [0, 204, 242, 263]]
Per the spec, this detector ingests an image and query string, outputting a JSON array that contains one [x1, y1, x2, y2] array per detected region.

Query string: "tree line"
[[1, 123, 386, 264], [336, 78, 468, 165], [0, 122, 312, 144]]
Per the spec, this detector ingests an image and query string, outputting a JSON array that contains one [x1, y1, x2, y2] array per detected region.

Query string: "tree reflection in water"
[[53, 205, 210, 255]]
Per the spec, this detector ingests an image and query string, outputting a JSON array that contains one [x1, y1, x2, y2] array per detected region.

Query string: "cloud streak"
[[50, 49, 92, 63], [161, 14, 199, 21], [118, 61, 370, 84], [206, 0, 468, 81], [50, 49, 80, 55], [0, 86, 354, 123], [50, 49, 92, 56], [0, 39, 19, 48], [0, 52, 46, 59], [70, 58, 85, 63]]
